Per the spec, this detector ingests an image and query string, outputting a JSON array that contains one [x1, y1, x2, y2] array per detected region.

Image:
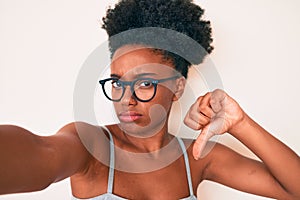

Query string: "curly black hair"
[[102, 0, 213, 78]]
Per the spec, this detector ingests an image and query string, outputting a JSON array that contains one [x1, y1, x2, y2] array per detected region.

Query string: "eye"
[[137, 79, 153, 88], [111, 80, 122, 89]]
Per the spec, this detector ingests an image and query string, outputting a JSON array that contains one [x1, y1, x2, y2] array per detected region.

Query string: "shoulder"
[[52, 122, 112, 175], [57, 121, 101, 135], [56, 122, 111, 145]]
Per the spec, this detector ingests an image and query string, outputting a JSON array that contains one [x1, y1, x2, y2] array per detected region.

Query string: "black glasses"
[[99, 75, 180, 102]]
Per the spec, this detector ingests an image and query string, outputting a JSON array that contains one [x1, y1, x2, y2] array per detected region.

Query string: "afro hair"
[[102, 0, 213, 78]]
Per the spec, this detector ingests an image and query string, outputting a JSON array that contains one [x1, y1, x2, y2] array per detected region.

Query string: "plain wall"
[[0, 0, 299, 199]]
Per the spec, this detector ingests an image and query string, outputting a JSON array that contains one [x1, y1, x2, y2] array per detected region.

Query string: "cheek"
[[153, 88, 174, 110], [112, 102, 122, 114]]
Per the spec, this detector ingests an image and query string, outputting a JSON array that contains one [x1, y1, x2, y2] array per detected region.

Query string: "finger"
[[210, 89, 226, 113], [193, 126, 212, 160], [198, 92, 215, 118], [188, 109, 211, 127], [184, 115, 204, 130]]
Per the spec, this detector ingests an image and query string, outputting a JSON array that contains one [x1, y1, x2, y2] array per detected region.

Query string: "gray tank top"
[[72, 126, 197, 200]]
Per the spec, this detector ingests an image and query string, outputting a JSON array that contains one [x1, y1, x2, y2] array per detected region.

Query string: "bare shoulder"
[[55, 121, 109, 150], [41, 122, 109, 180], [59, 122, 112, 175], [56, 121, 100, 136]]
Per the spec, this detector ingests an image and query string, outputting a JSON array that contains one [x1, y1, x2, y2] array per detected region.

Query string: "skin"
[[0, 46, 299, 199]]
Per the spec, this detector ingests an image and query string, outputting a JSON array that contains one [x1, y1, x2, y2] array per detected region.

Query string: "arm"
[[203, 140, 299, 200], [0, 122, 92, 194], [229, 114, 299, 198], [184, 89, 300, 199]]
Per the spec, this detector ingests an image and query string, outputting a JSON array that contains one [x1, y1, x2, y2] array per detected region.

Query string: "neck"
[[113, 122, 173, 153], [125, 126, 172, 152]]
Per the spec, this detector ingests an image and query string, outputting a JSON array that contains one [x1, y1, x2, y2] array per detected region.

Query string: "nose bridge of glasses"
[[120, 80, 134, 93], [121, 80, 134, 87], [121, 80, 136, 99]]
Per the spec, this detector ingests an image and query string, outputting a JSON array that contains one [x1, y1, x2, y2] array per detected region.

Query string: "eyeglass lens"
[[103, 78, 156, 102]]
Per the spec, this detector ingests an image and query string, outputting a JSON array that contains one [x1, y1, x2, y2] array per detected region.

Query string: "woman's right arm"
[[0, 122, 93, 195]]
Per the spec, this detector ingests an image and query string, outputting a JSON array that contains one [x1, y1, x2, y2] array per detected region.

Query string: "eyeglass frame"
[[99, 75, 181, 102]]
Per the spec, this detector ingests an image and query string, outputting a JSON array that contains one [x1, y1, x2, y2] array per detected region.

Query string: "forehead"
[[110, 45, 175, 77]]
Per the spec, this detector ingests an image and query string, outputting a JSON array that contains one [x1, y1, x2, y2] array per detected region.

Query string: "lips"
[[118, 111, 142, 123]]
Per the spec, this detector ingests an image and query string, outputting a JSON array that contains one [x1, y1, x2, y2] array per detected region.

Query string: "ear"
[[172, 77, 186, 101]]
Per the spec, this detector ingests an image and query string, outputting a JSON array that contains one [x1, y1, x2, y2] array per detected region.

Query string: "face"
[[109, 45, 185, 137]]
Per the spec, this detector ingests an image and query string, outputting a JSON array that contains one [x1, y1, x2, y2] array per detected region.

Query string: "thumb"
[[193, 117, 225, 160], [193, 125, 211, 160]]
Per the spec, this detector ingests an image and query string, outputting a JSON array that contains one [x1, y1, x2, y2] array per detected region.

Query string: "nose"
[[121, 86, 137, 106]]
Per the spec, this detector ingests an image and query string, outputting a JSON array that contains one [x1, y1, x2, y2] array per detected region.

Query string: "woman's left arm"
[[184, 89, 300, 199], [229, 110, 300, 198]]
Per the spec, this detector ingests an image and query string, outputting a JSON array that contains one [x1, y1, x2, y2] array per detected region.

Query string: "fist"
[[184, 89, 244, 159]]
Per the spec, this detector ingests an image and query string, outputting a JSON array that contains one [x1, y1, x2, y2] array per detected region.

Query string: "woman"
[[1, 0, 299, 199]]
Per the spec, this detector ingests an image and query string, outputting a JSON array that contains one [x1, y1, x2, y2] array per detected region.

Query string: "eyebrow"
[[110, 74, 120, 78], [110, 72, 158, 79]]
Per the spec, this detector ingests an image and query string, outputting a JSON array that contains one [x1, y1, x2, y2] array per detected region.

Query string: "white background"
[[0, 0, 299, 199]]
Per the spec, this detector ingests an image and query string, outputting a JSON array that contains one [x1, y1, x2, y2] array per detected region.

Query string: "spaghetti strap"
[[177, 137, 194, 196], [101, 126, 115, 194], [72, 129, 196, 200]]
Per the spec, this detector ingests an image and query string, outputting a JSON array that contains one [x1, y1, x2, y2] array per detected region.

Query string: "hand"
[[184, 89, 245, 159]]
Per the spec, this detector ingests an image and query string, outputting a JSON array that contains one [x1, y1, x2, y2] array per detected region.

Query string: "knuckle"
[[189, 111, 197, 119], [213, 89, 223, 93], [196, 96, 203, 102], [200, 117, 209, 125], [213, 89, 226, 97], [205, 91, 212, 97], [184, 119, 202, 131], [195, 124, 202, 131], [199, 104, 207, 111]]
